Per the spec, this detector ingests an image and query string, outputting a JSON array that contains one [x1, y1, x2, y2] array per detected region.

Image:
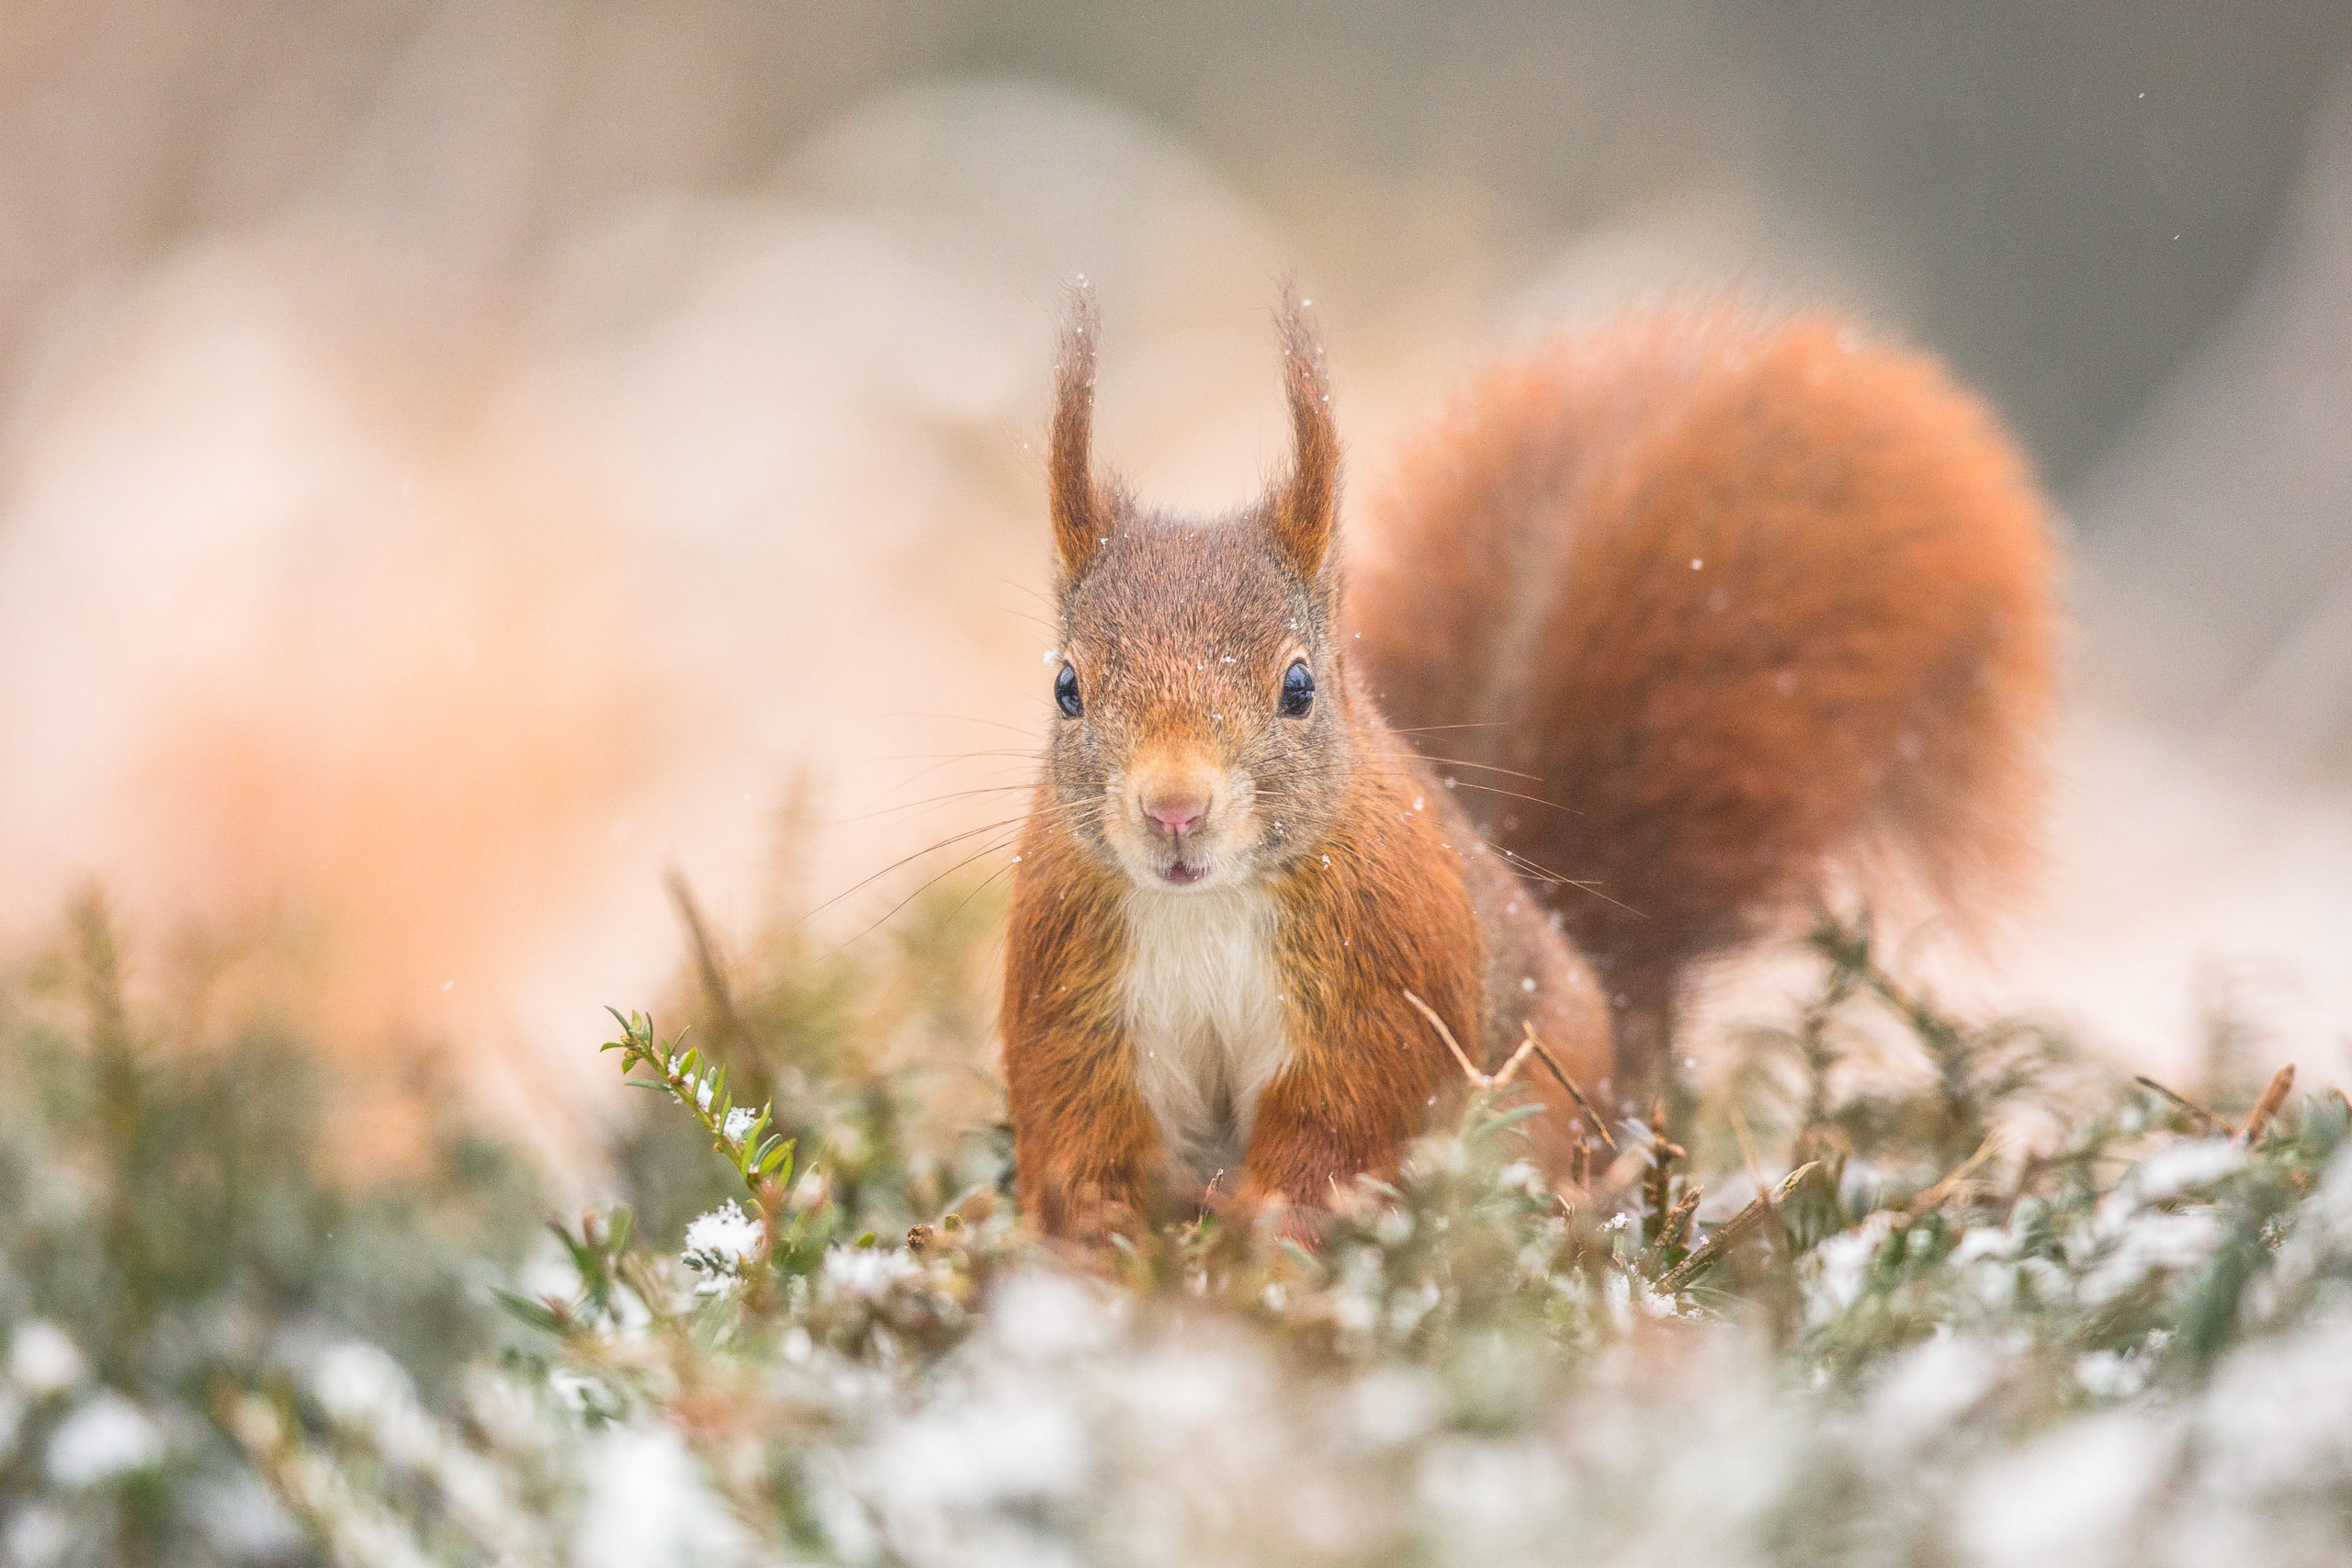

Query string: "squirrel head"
[[1040, 288, 1356, 896]]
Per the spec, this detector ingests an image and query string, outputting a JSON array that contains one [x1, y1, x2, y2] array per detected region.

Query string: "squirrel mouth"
[[1159, 860, 1207, 886]]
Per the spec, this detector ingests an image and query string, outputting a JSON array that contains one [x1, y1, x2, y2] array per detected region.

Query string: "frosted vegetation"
[[3, 881, 2349, 1567]]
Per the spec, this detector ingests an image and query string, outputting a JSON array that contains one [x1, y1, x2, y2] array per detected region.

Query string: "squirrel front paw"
[[1226, 1182, 1336, 1247], [1021, 1171, 1154, 1248]]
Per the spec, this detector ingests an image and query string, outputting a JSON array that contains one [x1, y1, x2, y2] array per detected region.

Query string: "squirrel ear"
[[1048, 285, 1105, 580], [1272, 294, 1340, 580]]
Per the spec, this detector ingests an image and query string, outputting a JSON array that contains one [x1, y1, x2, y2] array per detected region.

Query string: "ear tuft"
[[1272, 289, 1340, 580], [1049, 282, 1106, 579]]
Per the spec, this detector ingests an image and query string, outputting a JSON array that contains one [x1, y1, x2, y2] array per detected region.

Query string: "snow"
[[1347, 1367, 1443, 1447], [865, 1373, 1091, 1514], [820, 1245, 922, 1303], [987, 1269, 1113, 1360], [1958, 1412, 2173, 1568], [1868, 1333, 1998, 1447], [1806, 1212, 1895, 1323], [683, 1199, 765, 1290], [2076, 1208, 2222, 1308], [2123, 1137, 2247, 1203], [191, 1472, 307, 1560], [2198, 1311, 2352, 1496], [312, 1340, 417, 1433], [571, 1426, 752, 1568], [7, 1321, 85, 1398], [45, 1391, 165, 1486], [3, 1506, 70, 1568]]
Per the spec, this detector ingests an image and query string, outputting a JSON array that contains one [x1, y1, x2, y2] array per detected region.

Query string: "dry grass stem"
[[1726, 1101, 1772, 1209], [1403, 989, 1542, 1094], [2239, 1064, 2297, 1145], [1658, 1181, 1702, 1255], [1404, 988, 1487, 1086], [1522, 1021, 1615, 1149], [1488, 1034, 1540, 1087], [2134, 1074, 2231, 1135], [1903, 1130, 2004, 1219], [1658, 1162, 1822, 1292]]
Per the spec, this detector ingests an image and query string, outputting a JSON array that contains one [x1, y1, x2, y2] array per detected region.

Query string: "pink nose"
[[1143, 794, 1210, 839]]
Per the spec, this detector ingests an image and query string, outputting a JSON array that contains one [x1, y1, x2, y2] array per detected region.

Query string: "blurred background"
[[4, 0, 2350, 1168]]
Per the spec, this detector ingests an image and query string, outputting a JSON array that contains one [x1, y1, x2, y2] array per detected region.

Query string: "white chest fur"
[[1122, 885, 1292, 1189]]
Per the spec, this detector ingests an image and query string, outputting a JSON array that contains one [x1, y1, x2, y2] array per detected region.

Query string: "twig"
[[2133, 1074, 2230, 1136], [1489, 1033, 1540, 1088], [1657, 1181, 1702, 1257], [1714, 1098, 1806, 1337], [1657, 1162, 1821, 1292], [1902, 1130, 2003, 1219], [1643, 1106, 1678, 1247], [1727, 1101, 1769, 1198], [2238, 1064, 2296, 1146], [1521, 1021, 1616, 1149], [1404, 989, 1487, 1085]]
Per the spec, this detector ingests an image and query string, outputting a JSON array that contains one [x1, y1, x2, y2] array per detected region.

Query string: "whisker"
[[868, 751, 1044, 810], [990, 574, 1055, 608], [829, 782, 1058, 828], [799, 802, 1100, 925], [870, 748, 1046, 764], [943, 852, 1028, 927], [1493, 844, 1646, 918], [840, 779, 1111, 830], [1421, 779, 1580, 818], [828, 831, 1029, 953], [1374, 750, 1546, 783], [995, 606, 1059, 635], [880, 712, 1036, 737], [1242, 755, 1579, 818], [830, 807, 1103, 953], [865, 744, 1054, 795]]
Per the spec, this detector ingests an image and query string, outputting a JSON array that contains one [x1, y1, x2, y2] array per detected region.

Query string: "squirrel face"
[[1049, 518, 1351, 892], [1040, 291, 1349, 897]]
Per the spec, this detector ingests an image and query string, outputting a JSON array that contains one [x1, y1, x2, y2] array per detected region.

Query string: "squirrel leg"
[[1237, 1013, 1459, 1239], [1001, 826, 1170, 1241], [1007, 1043, 1164, 1244]]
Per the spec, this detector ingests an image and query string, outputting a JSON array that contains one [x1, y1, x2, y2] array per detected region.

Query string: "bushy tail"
[[1351, 304, 2057, 1090]]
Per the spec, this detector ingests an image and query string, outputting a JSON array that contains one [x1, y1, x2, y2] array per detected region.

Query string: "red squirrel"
[[1001, 289, 2055, 1240]]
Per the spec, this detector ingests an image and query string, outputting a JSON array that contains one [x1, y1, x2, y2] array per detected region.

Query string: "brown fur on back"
[[1349, 305, 2057, 1090]]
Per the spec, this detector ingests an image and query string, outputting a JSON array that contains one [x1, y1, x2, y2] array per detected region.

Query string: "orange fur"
[[1002, 294, 2056, 1238], [1248, 718, 1483, 1219], [1351, 305, 2057, 1096], [1001, 818, 1165, 1236]]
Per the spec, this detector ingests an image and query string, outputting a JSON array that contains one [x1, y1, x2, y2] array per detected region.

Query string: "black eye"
[[1055, 664, 1083, 718], [1279, 660, 1314, 717]]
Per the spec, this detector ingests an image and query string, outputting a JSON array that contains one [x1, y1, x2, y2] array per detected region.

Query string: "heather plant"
[[7, 886, 2352, 1567], [223, 912, 2352, 1567], [0, 896, 545, 1564]]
